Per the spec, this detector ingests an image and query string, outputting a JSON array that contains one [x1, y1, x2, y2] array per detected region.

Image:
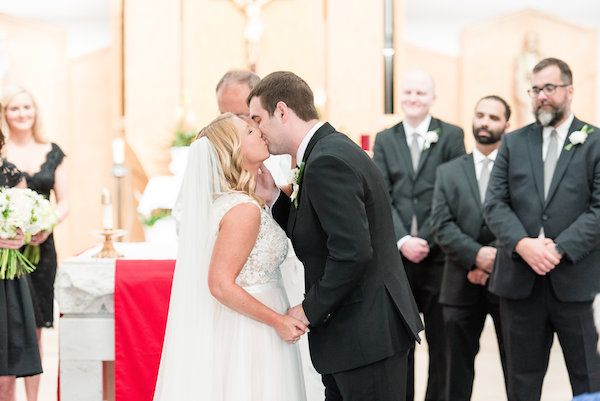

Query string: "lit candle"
[[101, 188, 113, 230], [112, 137, 125, 165]]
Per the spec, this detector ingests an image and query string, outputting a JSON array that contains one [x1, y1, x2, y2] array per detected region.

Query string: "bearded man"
[[484, 57, 600, 401]]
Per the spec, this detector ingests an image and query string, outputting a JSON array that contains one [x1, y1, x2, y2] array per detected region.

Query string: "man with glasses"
[[484, 57, 600, 400]]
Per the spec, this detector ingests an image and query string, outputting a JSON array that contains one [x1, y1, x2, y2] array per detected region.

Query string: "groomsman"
[[484, 58, 600, 400], [373, 70, 465, 401], [431, 95, 510, 401]]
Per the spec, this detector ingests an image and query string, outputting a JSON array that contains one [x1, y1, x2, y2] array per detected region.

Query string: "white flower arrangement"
[[423, 129, 440, 150], [0, 188, 57, 279], [565, 125, 594, 151]]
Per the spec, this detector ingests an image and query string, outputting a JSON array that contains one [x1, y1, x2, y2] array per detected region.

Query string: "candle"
[[112, 137, 125, 165], [101, 188, 113, 230]]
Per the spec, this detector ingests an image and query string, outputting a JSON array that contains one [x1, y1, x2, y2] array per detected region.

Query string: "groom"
[[249, 71, 423, 401]]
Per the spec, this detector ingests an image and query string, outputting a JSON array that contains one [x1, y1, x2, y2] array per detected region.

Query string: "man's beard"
[[535, 103, 565, 127], [473, 125, 503, 145]]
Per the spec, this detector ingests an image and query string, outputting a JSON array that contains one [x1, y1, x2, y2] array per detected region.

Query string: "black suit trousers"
[[442, 292, 507, 401], [322, 348, 409, 401], [404, 258, 446, 401], [500, 276, 600, 401]]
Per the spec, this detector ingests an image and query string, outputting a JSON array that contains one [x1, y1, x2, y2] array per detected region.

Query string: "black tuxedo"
[[273, 122, 423, 400], [374, 117, 465, 401], [484, 117, 600, 400], [431, 154, 507, 401]]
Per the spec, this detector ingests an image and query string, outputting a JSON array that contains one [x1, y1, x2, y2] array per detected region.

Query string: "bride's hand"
[[256, 163, 279, 205], [274, 314, 308, 344]]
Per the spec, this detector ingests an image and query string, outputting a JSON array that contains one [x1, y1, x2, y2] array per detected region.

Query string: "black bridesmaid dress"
[[21, 142, 65, 328], [0, 160, 42, 377]]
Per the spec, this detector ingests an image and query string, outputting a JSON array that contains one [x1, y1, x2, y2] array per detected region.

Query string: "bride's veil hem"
[[153, 137, 224, 401]]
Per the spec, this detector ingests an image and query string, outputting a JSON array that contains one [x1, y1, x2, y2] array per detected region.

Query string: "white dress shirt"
[[403, 115, 432, 151], [296, 121, 325, 167], [472, 148, 498, 180], [542, 113, 573, 161]]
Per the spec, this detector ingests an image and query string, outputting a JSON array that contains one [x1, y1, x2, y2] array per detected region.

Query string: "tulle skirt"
[[211, 280, 307, 401]]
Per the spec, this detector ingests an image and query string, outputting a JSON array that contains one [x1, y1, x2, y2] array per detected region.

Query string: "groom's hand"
[[287, 304, 310, 327], [256, 163, 280, 205]]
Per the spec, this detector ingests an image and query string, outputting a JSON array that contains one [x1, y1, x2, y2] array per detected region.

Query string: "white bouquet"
[[0, 187, 58, 279]]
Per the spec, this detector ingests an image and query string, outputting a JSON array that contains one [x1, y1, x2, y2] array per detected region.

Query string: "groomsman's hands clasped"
[[515, 237, 562, 275]]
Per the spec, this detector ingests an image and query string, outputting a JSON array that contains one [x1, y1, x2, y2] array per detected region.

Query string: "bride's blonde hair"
[[196, 113, 263, 205]]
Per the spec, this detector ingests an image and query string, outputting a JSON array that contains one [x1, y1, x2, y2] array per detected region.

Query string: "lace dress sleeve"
[[1, 160, 24, 188]]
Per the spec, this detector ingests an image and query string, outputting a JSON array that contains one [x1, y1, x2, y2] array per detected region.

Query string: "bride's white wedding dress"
[[211, 193, 307, 401], [153, 138, 307, 401]]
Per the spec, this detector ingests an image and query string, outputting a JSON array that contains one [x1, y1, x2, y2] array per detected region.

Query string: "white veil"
[[153, 137, 225, 401]]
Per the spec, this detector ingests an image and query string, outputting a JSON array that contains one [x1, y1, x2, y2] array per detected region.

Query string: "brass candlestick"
[[92, 229, 126, 258]]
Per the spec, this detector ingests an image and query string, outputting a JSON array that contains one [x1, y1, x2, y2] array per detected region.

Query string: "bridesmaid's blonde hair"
[[196, 113, 263, 205], [1, 86, 45, 143]]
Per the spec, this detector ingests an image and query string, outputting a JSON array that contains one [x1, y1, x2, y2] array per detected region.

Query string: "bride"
[[153, 113, 308, 401]]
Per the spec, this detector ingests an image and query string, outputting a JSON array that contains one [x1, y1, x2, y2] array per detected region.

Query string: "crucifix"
[[229, 0, 275, 71]]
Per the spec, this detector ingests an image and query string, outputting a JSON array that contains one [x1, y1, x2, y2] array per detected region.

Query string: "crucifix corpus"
[[229, 0, 275, 71]]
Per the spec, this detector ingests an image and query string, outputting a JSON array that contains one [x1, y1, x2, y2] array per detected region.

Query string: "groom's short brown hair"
[[247, 71, 319, 122]]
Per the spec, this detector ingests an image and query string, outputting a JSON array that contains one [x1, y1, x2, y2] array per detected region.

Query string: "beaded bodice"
[[214, 192, 288, 287]]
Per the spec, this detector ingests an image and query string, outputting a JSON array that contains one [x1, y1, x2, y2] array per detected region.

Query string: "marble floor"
[[19, 312, 574, 401]]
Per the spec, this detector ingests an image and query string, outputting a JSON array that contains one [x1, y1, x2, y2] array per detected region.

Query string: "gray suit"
[[374, 117, 465, 401], [484, 117, 600, 400], [431, 154, 507, 401]]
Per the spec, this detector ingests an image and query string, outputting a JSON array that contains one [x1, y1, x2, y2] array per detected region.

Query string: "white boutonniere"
[[423, 128, 440, 150], [565, 124, 594, 151], [290, 162, 305, 208]]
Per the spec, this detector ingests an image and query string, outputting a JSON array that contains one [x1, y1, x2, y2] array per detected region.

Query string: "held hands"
[[255, 163, 279, 205], [515, 237, 562, 276], [475, 246, 497, 274], [274, 313, 308, 344], [281, 304, 310, 344], [400, 237, 430, 263]]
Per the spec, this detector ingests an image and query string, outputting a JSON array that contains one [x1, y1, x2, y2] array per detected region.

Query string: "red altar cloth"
[[114, 259, 176, 401]]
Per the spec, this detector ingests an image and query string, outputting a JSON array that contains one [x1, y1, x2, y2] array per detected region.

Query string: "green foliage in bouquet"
[[0, 248, 36, 279], [23, 243, 41, 265]]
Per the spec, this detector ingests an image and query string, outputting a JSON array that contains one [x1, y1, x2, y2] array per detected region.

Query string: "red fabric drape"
[[114, 259, 175, 401]]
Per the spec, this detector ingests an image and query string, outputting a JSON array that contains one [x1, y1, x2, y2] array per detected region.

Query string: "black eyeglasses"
[[527, 83, 570, 98]]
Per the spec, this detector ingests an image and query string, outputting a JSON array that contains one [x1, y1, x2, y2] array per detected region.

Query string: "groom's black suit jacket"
[[431, 153, 497, 306], [484, 117, 600, 302], [273, 123, 423, 375]]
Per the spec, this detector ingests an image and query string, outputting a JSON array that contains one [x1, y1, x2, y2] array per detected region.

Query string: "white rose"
[[290, 183, 299, 203], [569, 130, 587, 145], [425, 130, 439, 144]]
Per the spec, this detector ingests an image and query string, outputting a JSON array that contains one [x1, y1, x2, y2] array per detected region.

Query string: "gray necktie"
[[544, 129, 559, 199], [410, 133, 421, 172], [479, 158, 492, 204], [409, 133, 420, 236]]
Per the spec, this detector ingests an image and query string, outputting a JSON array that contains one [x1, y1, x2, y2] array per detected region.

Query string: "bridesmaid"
[[1, 86, 69, 401], [0, 107, 42, 401]]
